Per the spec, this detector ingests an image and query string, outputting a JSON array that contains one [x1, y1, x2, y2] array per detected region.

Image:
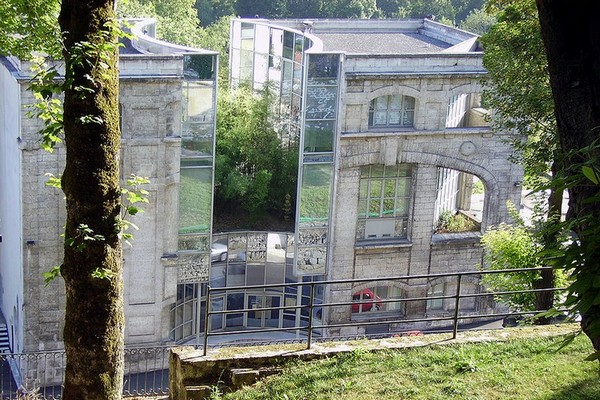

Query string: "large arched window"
[[368, 95, 415, 128]]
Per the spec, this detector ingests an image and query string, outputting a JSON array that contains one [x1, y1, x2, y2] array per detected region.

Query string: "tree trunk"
[[536, 0, 600, 352], [58, 1, 124, 399]]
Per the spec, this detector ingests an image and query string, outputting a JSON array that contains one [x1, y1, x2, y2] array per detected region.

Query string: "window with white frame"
[[426, 283, 445, 311], [356, 164, 412, 241], [368, 95, 415, 128]]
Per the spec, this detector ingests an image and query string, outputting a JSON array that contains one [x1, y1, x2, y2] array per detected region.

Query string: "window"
[[433, 168, 483, 233], [368, 95, 415, 128], [356, 165, 412, 240], [426, 283, 445, 311], [351, 286, 405, 313], [445, 93, 489, 128]]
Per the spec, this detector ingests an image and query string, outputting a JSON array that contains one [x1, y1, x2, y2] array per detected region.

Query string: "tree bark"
[[536, 0, 600, 351], [58, 1, 124, 398]]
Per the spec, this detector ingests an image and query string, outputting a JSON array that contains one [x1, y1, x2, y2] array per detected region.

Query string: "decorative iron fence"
[[1, 346, 171, 399]]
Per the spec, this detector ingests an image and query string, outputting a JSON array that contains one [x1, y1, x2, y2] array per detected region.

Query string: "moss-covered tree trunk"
[[536, 0, 600, 352], [58, 1, 124, 398]]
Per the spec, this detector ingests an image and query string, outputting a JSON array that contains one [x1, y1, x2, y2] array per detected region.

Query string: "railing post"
[[203, 286, 211, 356], [307, 282, 315, 350], [452, 275, 463, 339]]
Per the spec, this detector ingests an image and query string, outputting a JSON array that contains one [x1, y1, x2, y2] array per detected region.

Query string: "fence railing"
[[202, 266, 569, 355], [0, 267, 569, 399], [1, 346, 171, 399]]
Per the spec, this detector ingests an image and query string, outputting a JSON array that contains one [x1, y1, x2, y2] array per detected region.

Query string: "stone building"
[[227, 18, 522, 336], [0, 16, 524, 368], [0, 19, 219, 358]]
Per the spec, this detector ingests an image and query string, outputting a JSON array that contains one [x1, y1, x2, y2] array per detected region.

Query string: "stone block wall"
[[326, 65, 522, 331], [18, 66, 183, 352]]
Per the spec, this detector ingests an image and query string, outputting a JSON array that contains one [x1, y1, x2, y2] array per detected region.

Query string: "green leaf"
[[43, 266, 62, 286], [584, 352, 600, 361], [582, 166, 600, 184]]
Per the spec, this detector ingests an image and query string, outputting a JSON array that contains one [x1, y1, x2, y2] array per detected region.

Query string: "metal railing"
[[1, 346, 171, 399], [202, 267, 569, 355], [0, 267, 569, 399]]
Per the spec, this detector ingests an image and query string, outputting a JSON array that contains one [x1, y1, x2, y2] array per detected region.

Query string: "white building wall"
[[0, 60, 24, 353]]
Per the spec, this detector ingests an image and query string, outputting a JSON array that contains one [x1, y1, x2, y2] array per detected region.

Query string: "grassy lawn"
[[217, 333, 599, 400]]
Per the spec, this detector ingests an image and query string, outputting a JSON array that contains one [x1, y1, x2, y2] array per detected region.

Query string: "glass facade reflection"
[[178, 53, 218, 282]]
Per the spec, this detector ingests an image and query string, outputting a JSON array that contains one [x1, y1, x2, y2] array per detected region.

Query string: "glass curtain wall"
[[171, 53, 218, 342], [295, 54, 341, 276]]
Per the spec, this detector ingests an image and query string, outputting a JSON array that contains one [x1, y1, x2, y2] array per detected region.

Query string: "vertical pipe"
[[203, 286, 212, 356], [307, 282, 315, 350], [453, 275, 463, 339]]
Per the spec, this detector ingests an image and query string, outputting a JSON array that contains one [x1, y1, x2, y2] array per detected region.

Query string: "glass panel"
[[267, 233, 287, 264], [388, 111, 401, 125], [370, 165, 384, 177], [227, 263, 246, 287], [369, 179, 382, 197], [368, 200, 380, 216], [246, 264, 265, 286], [210, 296, 223, 330], [182, 122, 213, 156], [376, 96, 388, 110], [395, 200, 409, 216], [307, 54, 339, 85], [178, 234, 209, 252], [384, 180, 396, 196], [404, 96, 415, 109], [184, 54, 215, 80], [183, 83, 214, 122], [247, 295, 263, 327], [389, 95, 402, 109], [397, 177, 411, 197], [306, 86, 337, 120], [304, 120, 334, 152], [382, 199, 395, 216], [226, 293, 244, 328], [254, 25, 270, 53], [267, 296, 281, 328], [299, 164, 332, 225], [403, 110, 414, 126], [209, 262, 225, 288], [283, 31, 294, 59], [179, 168, 212, 234], [374, 111, 387, 126]]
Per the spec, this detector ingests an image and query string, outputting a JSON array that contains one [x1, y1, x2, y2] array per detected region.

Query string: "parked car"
[[211, 242, 228, 262], [352, 288, 383, 313]]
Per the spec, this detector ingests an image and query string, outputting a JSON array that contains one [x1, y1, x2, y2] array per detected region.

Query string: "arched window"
[[434, 168, 484, 233], [368, 95, 415, 128]]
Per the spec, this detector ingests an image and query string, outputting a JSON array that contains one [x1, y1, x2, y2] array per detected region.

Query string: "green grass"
[[217, 334, 599, 400]]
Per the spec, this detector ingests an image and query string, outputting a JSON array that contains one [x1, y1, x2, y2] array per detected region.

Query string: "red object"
[[352, 289, 383, 313]]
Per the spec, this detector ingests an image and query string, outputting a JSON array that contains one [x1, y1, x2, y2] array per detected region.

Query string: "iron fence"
[[0, 267, 569, 399], [1, 346, 171, 399]]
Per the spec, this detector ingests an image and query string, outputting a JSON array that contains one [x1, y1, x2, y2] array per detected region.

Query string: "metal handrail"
[[202, 266, 570, 355]]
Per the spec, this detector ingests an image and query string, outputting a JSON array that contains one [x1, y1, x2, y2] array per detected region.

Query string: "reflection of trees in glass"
[[299, 164, 331, 222], [215, 86, 298, 229], [179, 169, 213, 233]]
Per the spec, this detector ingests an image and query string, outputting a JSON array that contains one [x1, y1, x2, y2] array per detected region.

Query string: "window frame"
[[368, 95, 416, 129], [356, 164, 413, 241]]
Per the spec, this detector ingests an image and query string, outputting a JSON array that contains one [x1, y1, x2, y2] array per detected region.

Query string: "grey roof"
[[316, 31, 451, 54]]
